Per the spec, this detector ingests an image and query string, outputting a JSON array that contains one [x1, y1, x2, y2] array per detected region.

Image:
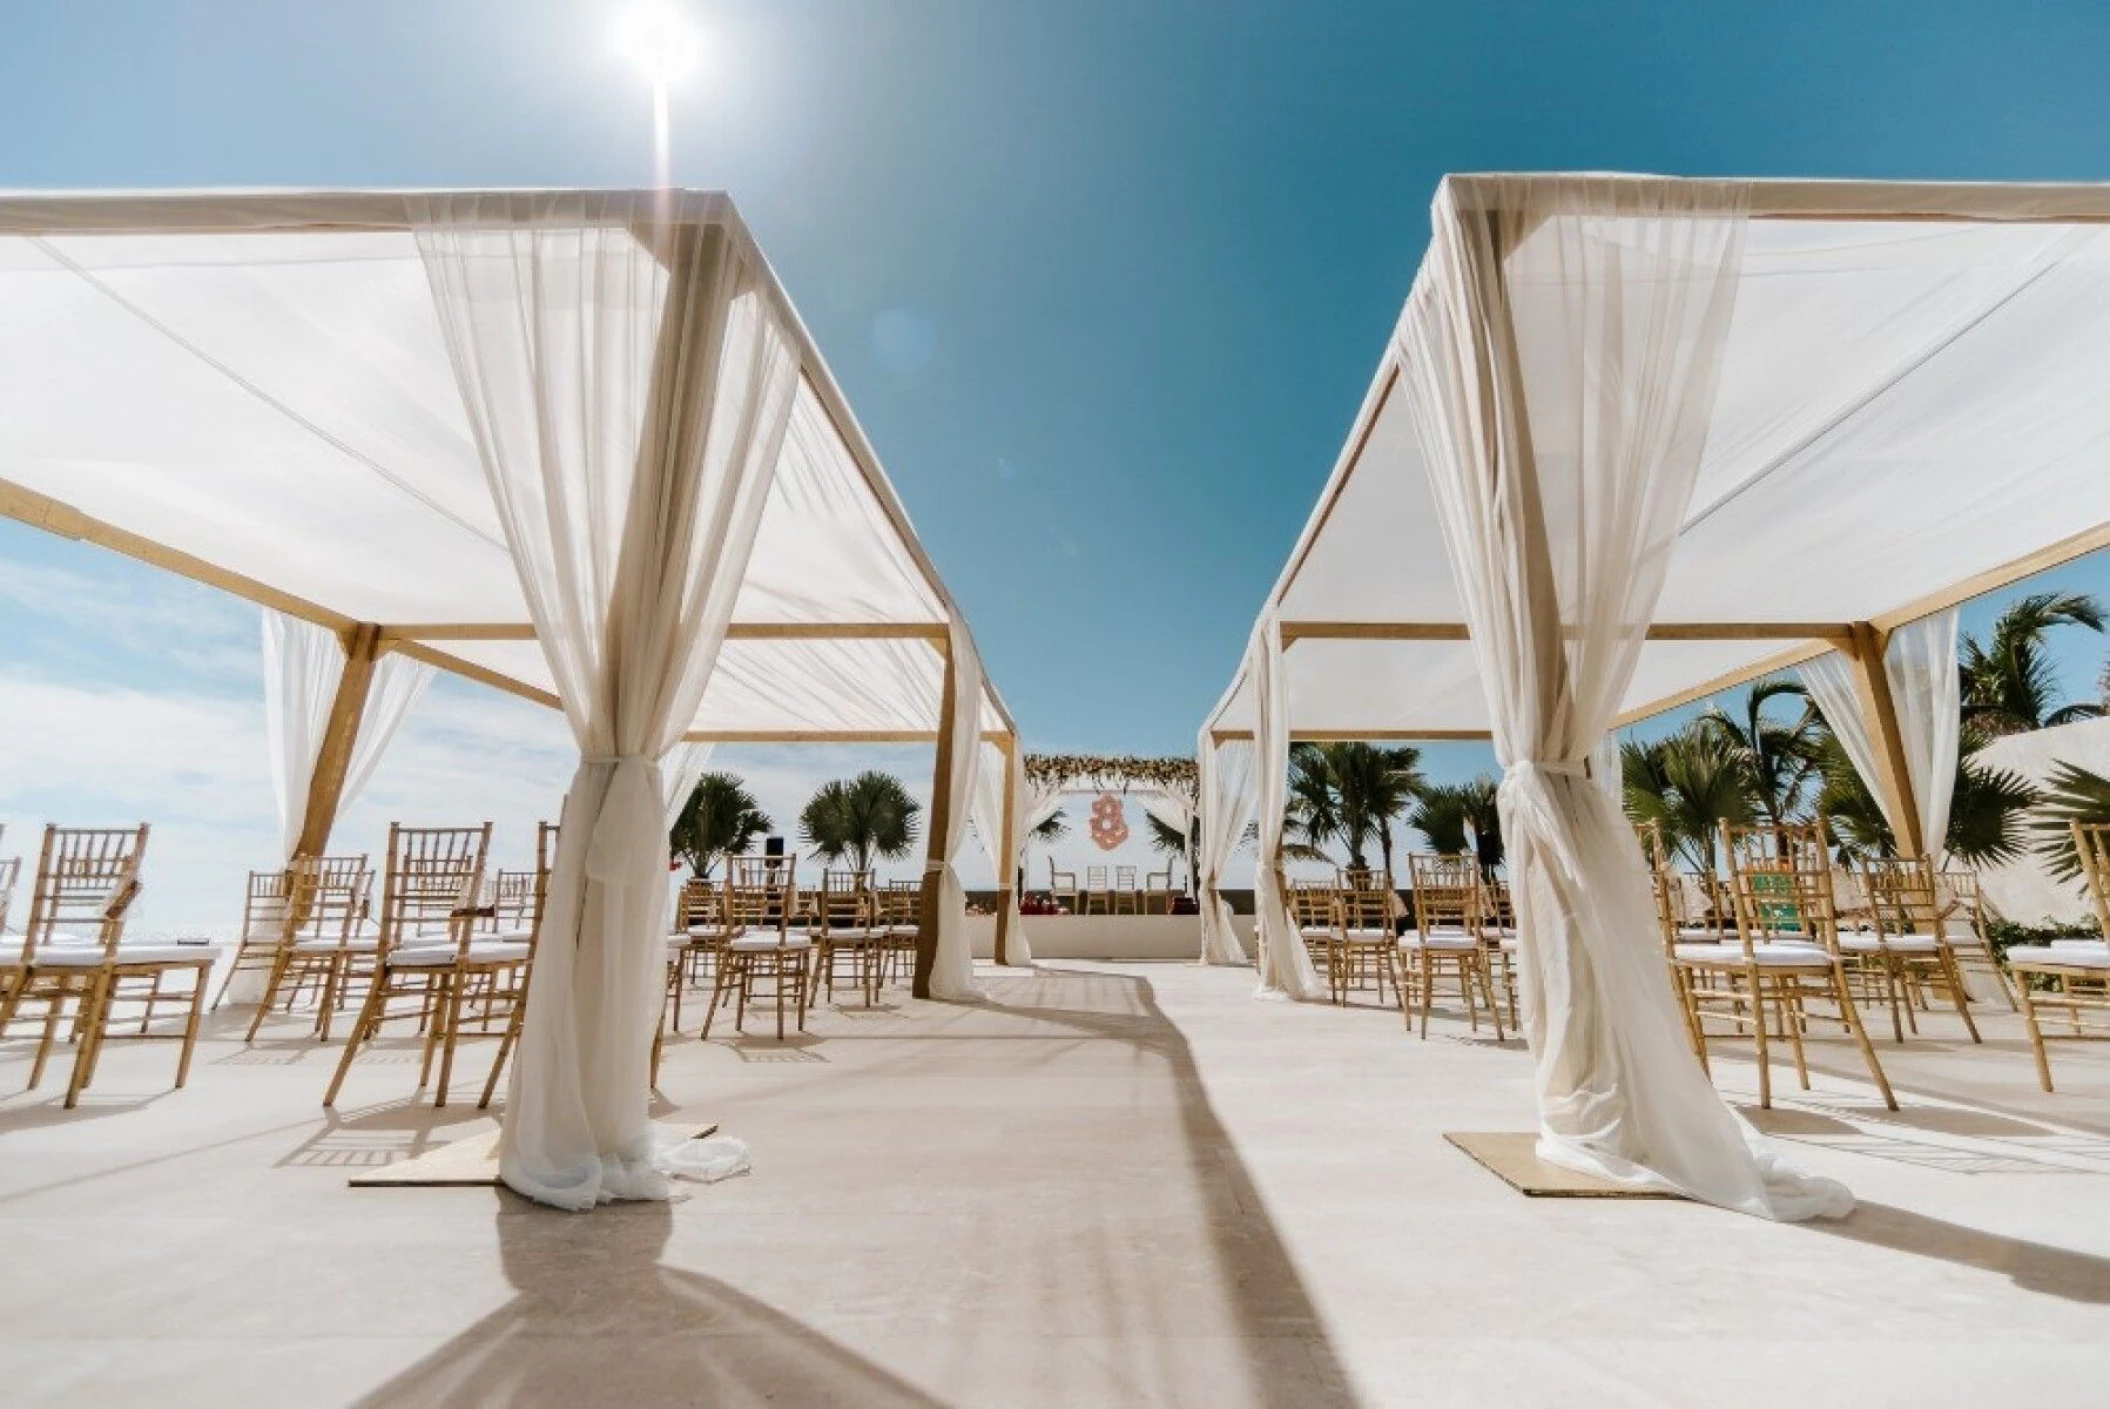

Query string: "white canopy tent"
[[1203, 174, 2110, 1219], [0, 188, 1021, 1206]]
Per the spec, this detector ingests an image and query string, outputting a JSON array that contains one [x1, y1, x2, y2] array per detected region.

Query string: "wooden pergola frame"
[[0, 189, 1025, 993]]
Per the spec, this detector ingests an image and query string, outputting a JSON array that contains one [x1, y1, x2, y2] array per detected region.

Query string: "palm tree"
[[1621, 730, 1755, 871], [1409, 784, 1472, 855], [1031, 810, 1069, 842], [1813, 727, 2038, 866], [1284, 742, 1424, 874], [798, 771, 923, 873], [1698, 677, 1823, 826], [1457, 775, 1503, 876], [669, 772, 772, 879], [1959, 591, 2106, 737], [2028, 761, 2110, 882]]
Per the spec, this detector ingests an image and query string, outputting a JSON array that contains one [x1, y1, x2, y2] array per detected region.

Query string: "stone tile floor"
[[1, 961, 2104, 1407]]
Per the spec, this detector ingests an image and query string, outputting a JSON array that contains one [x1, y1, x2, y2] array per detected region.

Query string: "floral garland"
[[1023, 753, 1198, 801]]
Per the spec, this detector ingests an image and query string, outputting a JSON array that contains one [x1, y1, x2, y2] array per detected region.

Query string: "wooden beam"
[[387, 640, 565, 712], [1278, 619, 1854, 645], [1869, 520, 2110, 633], [1208, 728, 1495, 743], [377, 620, 954, 644], [1842, 622, 1925, 858], [1611, 640, 1836, 728], [913, 646, 961, 999], [379, 624, 537, 642], [677, 729, 1006, 745], [293, 624, 382, 858], [993, 731, 1018, 967], [0, 477, 353, 633]]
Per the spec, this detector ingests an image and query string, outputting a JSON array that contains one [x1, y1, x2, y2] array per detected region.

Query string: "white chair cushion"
[[392, 940, 530, 968], [1297, 925, 1333, 939], [292, 936, 381, 954], [1837, 932, 1943, 954], [1674, 940, 1832, 967], [728, 935, 812, 953], [1399, 930, 1480, 952], [1339, 927, 1395, 941], [2051, 937, 2107, 950], [2008, 943, 2110, 970], [37, 942, 218, 968]]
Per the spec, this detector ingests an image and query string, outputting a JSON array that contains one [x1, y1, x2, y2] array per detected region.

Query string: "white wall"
[[1975, 716, 2110, 925]]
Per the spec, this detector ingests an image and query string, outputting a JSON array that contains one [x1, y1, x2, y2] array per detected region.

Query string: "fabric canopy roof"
[[1207, 175, 2110, 740], [0, 189, 1011, 740]]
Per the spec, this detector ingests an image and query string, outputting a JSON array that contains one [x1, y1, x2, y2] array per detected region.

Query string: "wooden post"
[[292, 623, 384, 859], [1842, 621, 1926, 858], [913, 637, 959, 998], [992, 731, 1019, 966]]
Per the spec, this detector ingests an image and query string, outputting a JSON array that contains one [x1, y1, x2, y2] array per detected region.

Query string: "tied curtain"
[[924, 617, 989, 1000], [414, 194, 800, 1211], [1194, 731, 1254, 965], [1248, 618, 1327, 1000], [968, 738, 1033, 967], [1801, 611, 1961, 859], [1395, 175, 1850, 1221]]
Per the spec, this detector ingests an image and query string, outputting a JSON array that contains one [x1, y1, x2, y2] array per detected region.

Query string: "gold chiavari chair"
[[1671, 821, 1894, 1110], [243, 855, 373, 1042], [1047, 858, 1079, 915], [2007, 821, 2110, 1092], [1286, 878, 1339, 984], [1475, 873, 1520, 1031], [1112, 865, 1141, 915], [702, 855, 810, 1040], [666, 874, 729, 1032], [875, 879, 923, 987], [1637, 821, 1716, 1068], [1333, 869, 1408, 1017], [1935, 867, 2015, 1010], [213, 869, 290, 1012], [0, 855, 21, 945], [0, 824, 215, 1108], [323, 823, 496, 1107], [1082, 865, 1112, 916], [812, 868, 882, 1008], [1855, 856, 1982, 1044], [483, 822, 558, 1108], [1144, 865, 1175, 915], [1403, 853, 1504, 1040]]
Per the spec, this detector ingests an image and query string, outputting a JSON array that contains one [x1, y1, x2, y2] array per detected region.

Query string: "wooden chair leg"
[[1940, 949, 1982, 1043], [480, 1006, 521, 1110], [175, 965, 208, 1088], [27, 977, 65, 1090], [2016, 974, 2054, 1092], [433, 972, 466, 1108], [1747, 966, 1772, 1109], [1830, 962, 1898, 1110], [64, 974, 112, 1109], [324, 972, 391, 1107]]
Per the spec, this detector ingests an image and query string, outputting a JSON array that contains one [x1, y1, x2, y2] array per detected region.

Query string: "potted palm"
[[799, 771, 923, 873]]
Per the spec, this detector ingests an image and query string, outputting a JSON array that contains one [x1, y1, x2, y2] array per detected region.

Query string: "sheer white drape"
[[926, 618, 988, 1000], [416, 196, 799, 1210], [1195, 733, 1254, 966], [660, 741, 715, 834], [968, 738, 1032, 967], [1885, 610, 1961, 858], [1798, 650, 1879, 811], [1249, 619, 1326, 1000], [1397, 175, 1850, 1221]]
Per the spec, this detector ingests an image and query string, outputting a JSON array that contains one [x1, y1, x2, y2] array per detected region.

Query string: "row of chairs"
[[1287, 852, 1516, 1039], [0, 823, 215, 1107], [664, 856, 925, 1042], [1045, 861, 1178, 915]]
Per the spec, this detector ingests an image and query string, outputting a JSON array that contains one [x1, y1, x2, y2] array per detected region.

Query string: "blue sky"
[[3, 1, 2109, 925]]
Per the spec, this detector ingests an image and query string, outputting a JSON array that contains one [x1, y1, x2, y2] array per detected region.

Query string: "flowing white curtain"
[[925, 617, 988, 1000], [967, 738, 1033, 967], [1885, 610, 1962, 858], [1195, 732, 1254, 965], [1396, 175, 1849, 1221], [415, 195, 799, 1211], [659, 741, 715, 834], [1134, 790, 1195, 893], [1248, 619, 1327, 1000], [1798, 650, 1881, 810], [252, 610, 432, 1000]]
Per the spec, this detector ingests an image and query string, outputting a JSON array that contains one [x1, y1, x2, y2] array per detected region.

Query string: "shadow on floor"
[[1812, 1200, 2110, 1305], [356, 1199, 949, 1408]]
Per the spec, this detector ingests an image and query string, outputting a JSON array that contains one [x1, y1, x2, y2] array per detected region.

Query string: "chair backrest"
[[675, 875, 720, 932], [1635, 821, 1683, 955], [2074, 820, 2110, 941], [1047, 857, 1076, 891], [1933, 867, 1985, 941], [1287, 879, 1337, 932], [1407, 852, 1482, 936], [1085, 865, 1109, 890], [282, 854, 372, 947], [1721, 820, 1836, 952], [1860, 855, 1943, 942], [875, 878, 922, 930], [815, 869, 873, 934], [378, 823, 491, 954], [1338, 873, 1397, 935], [1114, 865, 1137, 890], [490, 870, 537, 928], [726, 854, 796, 934], [0, 854, 20, 936], [20, 824, 149, 961]]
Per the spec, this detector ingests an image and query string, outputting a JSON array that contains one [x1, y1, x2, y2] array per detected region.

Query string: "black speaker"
[[765, 835, 786, 858]]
